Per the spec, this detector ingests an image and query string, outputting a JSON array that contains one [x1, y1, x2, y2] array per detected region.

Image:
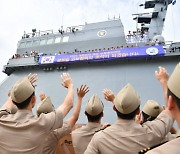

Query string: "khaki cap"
[[168, 63, 180, 99], [85, 94, 103, 116], [142, 100, 163, 117], [114, 83, 140, 114], [11, 77, 35, 104], [37, 96, 54, 115]]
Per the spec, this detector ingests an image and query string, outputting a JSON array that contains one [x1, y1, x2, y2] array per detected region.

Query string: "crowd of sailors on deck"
[[0, 62, 180, 154], [126, 29, 149, 43], [11, 50, 38, 59], [9, 44, 140, 61]]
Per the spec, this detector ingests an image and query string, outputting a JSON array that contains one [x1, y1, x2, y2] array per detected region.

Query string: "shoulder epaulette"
[[0, 109, 10, 114], [95, 125, 110, 133], [138, 147, 151, 154], [138, 141, 168, 154]]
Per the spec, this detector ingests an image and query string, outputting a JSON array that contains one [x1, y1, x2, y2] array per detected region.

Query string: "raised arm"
[[27, 73, 38, 87], [1, 95, 17, 114], [1, 90, 17, 114], [68, 85, 89, 127], [103, 88, 115, 103], [155, 66, 169, 105], [57, 73, 74, 117]]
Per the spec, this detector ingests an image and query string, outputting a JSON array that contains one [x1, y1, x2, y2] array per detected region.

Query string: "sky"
[[0, 0, 180, 83]]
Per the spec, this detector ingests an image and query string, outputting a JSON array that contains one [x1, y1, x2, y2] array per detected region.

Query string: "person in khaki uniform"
[[104, 89, 177, 143], [146, 63, 180, 154], [0, 73, 74, 154], [72, 94, 104, 154], [37, 95, 55, 116], [140, 100, 163, 124], [85, 82, 174, 154], [140, 100, 177, 142], [37, 85, 89, 154]]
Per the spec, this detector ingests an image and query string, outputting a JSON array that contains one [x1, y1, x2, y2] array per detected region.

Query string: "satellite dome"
[[152, 35, 165, 45]]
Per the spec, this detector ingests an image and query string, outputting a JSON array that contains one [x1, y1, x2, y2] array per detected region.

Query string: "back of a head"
[[10, 77, 35, 109], [36, 96, 55, 116], [167, 63, 180, 106], [85, 94, 104, 121], [114, 83, 141, 119], [142, 100, 163, 122]]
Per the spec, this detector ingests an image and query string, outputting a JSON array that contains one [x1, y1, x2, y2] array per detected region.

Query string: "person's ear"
[[113, 105, 116, 111], [136, 107, 140, 115]]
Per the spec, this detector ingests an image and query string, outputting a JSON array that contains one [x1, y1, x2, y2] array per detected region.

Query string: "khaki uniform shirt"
[[42, 121, 72, 154], [146, 137, 180, 154], [162, 132, 177, 142], [72, 122, 101, 154], [84, 112, 173, 154], [0, 109, 63, 154]]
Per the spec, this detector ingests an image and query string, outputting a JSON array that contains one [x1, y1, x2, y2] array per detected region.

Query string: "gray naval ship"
[[1, 0, 180, 153], [0, 0, 180, 127]]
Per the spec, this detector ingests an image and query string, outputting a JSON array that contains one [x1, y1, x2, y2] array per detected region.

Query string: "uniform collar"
[[16, 109, 33, 114], [14, 109, 34, 121], [87, 122, 101, 128], [116, 118, 136, 124]]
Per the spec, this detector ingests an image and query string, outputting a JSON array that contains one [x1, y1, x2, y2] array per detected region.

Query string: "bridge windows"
[[47, 38, 54, 45], [19, 42, 26, 48], [18, 35, 69, 49], [55, 37, 61, 43], [40, 39, 46, 45], [33, 40, 40, 46], [62, 36, 69, 42], [26, 41, 32, 47]]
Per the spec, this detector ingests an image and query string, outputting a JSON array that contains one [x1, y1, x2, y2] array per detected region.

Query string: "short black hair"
[[85, 111, 103, 122], [13, 92, 35, 109], [167, 88, 180, 109], [141, 111, 156, 124], [114, 105, 140, 120]]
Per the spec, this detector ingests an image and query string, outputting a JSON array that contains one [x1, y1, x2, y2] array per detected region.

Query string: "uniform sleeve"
[[53, 121, 72, 139], [41, 132, 58, 154], [39, 109, 63, 131], [84, 133, 100, 154], [161, 132, 177, 142], [42, 122, 72, 154], [142, 111, 174, 140]]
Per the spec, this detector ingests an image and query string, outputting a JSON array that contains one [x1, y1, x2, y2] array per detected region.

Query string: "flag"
[[172, 0, 176, 5], [41, 56, 55, 64]]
